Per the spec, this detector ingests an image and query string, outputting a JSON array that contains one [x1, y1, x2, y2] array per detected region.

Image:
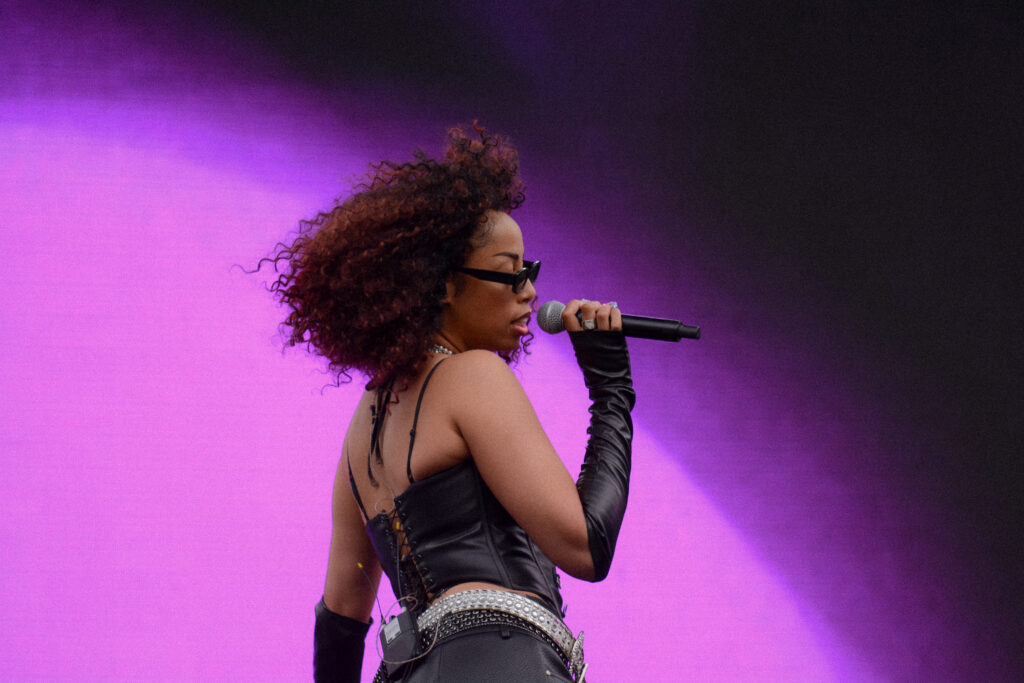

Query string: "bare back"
[[344, 359, 469, 521]]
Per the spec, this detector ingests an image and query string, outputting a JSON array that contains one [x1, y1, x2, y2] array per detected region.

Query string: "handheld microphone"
[[536, 300, 700, 342]]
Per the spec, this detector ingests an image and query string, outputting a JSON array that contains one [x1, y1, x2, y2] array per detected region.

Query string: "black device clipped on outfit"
[[381, 608, 421, 677]]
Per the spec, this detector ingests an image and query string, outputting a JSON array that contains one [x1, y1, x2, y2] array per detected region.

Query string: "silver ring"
[[608, 301, 618, 309], [583, 318, 596, 330]]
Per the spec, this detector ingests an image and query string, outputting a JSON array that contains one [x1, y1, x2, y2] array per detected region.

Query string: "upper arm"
[[323, 449, 382, 622], [445, 352, 595, 579]]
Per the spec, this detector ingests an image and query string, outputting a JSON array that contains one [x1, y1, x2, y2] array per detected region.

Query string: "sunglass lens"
[[513, 262, 540, 293]]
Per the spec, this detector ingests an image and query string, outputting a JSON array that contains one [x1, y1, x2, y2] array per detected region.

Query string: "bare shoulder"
[[343, 388, 374, 435]]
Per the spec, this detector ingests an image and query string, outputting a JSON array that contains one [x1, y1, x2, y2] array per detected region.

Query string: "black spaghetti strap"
[[406, 359, 447, 484], [345, 444, 369, 519]]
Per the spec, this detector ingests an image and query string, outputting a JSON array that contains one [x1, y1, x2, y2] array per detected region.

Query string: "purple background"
[[2, 1, 1020, 680]]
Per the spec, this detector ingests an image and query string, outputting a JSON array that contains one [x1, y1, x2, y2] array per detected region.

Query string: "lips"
[[511, 313, 531, 334]]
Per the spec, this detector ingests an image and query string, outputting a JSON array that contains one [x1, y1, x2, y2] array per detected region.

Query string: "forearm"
[[570, 330, 635, 581]]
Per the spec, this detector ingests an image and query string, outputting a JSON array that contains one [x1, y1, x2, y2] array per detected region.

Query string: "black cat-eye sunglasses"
[[453, 260, 540, 294]]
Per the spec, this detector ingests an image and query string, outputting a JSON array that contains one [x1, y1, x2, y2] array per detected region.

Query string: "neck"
[[433, 334, 463, 355]]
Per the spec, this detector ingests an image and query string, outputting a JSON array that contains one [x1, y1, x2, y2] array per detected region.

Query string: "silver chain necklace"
[[431, 343, 455, 355]]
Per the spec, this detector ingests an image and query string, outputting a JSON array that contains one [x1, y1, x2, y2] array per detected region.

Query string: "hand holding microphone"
[[559, 299, 623, 332], [537, 300, 700, 341]]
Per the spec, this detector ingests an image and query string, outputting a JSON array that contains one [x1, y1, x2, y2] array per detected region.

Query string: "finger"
[[562, 299, 584, 332], [610, 306, 623, 331], [595, 304, 612, 330], [578, 300, 601, 331]]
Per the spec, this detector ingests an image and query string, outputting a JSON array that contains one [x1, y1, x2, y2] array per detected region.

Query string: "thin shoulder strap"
[[406, 359, 447, 484], [345, 443, 369, 518]]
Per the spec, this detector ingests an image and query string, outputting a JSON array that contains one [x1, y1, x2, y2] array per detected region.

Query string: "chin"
[[473, 331, 525, 354], [480, 338, 517, 354], [500, 338, 525, 354]]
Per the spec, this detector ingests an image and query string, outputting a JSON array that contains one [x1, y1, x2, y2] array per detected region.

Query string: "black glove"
[[570, 330, 636, 582], [314, 597, 371, 682]]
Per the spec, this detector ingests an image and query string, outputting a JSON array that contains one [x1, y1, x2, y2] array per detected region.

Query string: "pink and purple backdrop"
[[2, 1, 1019, 681]]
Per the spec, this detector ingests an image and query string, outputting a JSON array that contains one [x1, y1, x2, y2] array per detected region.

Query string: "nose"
[[518, 276, 537, 302]]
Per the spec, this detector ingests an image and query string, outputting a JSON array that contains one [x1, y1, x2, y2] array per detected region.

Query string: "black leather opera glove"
[[314, 597, 371, 683], [570, 330, 636, 582]]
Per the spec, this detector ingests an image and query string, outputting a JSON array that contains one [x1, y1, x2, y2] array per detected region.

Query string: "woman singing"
[[266, 125, 635, 682]]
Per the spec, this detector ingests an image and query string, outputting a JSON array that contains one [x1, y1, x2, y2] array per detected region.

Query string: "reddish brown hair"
[[261, 124, 527, 389]]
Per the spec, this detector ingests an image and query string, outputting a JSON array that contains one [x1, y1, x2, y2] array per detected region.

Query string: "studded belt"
[[417, 588, 587, 681]]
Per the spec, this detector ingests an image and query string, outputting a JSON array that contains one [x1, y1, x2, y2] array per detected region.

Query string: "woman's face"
[[440, 210, 536, 353]]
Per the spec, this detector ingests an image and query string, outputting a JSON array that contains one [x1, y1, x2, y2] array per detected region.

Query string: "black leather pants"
[[378, 625, 574, 682]]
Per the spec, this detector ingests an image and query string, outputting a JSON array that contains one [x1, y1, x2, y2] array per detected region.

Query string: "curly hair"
[[260, 124, 528, 389]]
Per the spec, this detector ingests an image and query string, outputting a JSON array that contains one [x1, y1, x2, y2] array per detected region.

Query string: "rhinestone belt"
[[417, 589, 587, 681]]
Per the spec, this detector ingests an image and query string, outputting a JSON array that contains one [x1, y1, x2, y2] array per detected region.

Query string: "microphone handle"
[[621, 314, 701, 341]]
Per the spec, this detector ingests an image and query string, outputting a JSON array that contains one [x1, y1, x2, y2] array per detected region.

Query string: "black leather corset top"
[[365, 459, 564, 617]]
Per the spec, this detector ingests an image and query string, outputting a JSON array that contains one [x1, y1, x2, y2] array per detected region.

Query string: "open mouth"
[[511, 314, 531, 334]]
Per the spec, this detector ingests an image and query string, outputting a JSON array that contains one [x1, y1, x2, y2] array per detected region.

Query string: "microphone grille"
[[536, 300, 566, 334]]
